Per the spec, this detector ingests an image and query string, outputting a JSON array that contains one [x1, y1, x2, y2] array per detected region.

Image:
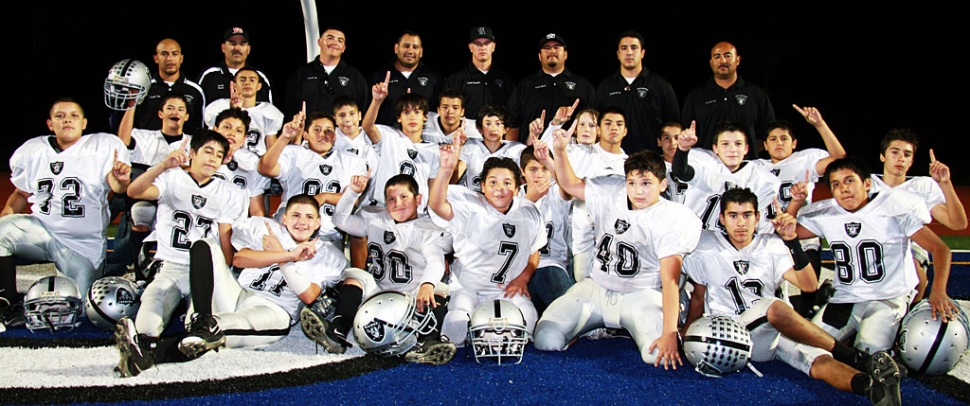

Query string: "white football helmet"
[[24, 276, 84, 332], [467, 300, 528, 365], [683, 315, 752, 377], [104, 59, 152, 111], [85, 277, 143, 332], [897, 299, 970, 375], [353, 291, 436, 357]]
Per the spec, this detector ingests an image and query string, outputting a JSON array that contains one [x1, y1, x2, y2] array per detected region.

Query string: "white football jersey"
[[431, 186, 546, 293], [422, 113, 482, 145], [213, 148, 270, 197], [683, 231, 793, 317], [663, 151, 720, 204], [127, 129, 190, 167], [679, 159, 780, 233], [584, 176, 701, 293], [519, 183, 571, 271], [459, 139, 526, 192], [333, 193, 448, 294], [870, 174, 945, 211], [204, 99, 283, 156], [152, 168, 248, 264], [232, 217, 347, 321], [566, 144, 628, 179], [369, 125, 441, 212], [754, 148, 828, 211], [334, 127, 379, 173], [274, 145, 367, 241], [10, 133, 130, 268], [797, 189, 929, 303]]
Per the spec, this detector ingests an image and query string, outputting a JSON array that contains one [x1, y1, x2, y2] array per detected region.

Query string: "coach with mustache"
[[198, 27, 275, 107]]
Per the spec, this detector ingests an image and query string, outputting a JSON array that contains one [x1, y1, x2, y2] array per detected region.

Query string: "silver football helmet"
[[468, 299, 529, 365], [85, 277, 143, 332], [24, 276, 84, 332], [104, 59, 152, 111], [897, 299, 970, 375], [683, 315, 752, 377], [353, 291, 436, 357]]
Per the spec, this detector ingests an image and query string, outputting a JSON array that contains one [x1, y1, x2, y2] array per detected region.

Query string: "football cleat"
[[0, 297, 25, 328], [301, 307, 350, 354], [866, 351, 902, 406], [115, 317, 155, 377], [179, 313, 226, 359], [405, 337, 456, 366]]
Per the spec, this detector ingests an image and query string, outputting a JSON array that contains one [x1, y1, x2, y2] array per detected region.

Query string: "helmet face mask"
[[354, 291, 436, 357], [24, 276, 84, 333], [683, 315, 752, 377], [897, 299, 970, 375], [104, 59, 152, 111], [85, 277, 143, 332], [467, 300, 528, 365]]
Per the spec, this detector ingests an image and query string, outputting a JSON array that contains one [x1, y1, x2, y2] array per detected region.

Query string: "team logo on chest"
[[319, 164, 333, 176], [614, 219, 631, 234], [770, 169, 780, 176], [116, 288, 135, 305], [495, 79, 505, 88], [733, 260, 750, 276], [637, 87, 649, 98], [565, 81, 576, 90], [184, 94, 195, 104], [192, 195, 207, 209], [384, 230, 396, 245], [50, 161, 64, 175], [227, 160, 238, 171], [407, 149, 418, 159], [735, 94, 748, 105], [363, 319, 386, 342], [503, 224, 516, 238], [338, 76, 350, 86], [417, 77, 429, 87], [844, 222, 862, 238]]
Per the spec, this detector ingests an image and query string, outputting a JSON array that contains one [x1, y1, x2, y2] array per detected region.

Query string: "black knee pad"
[[821, 302, 854, 329]]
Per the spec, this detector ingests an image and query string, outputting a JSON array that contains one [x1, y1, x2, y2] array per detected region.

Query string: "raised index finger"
[[570, 98, 580, 111], [383, 71, 391, 86], [180, 136, 190, 150], [792, 104, 807, 116], [929, 148, 937, 163], [690, 120, 696, 133], [539, 109, 546, 124], [565, 118, 579, 137], [265, 221, 277, 237]]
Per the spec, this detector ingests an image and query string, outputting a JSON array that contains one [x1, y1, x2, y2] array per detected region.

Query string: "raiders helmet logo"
[[192, 195, 207, 209], [733, 260, 750, 276], [407, 149, 418, 159], [384, 230, 396, 245], [735, 94, 748, 106], [503, 224, 516, 238], [417, 77, 429, 87], [844, 222, 862, 238], [637, 87, 649, 98], [614, 219, 631, 234], [495, 79, 505, 88], [770, 169, 781, 176], [319, 164, 333, 175], [116, 287, 135, 305], [565, 81, 576, 90], [363, 319, 386, 342], [50, 162, 64, 175], [227, 160, 238, 171], [338, 76, 350, 86]]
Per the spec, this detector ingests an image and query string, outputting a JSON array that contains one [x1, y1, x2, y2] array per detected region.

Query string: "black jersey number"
[[322, 181, 340, 217], [700, 195, 724, 230], [367, 243, 413, 284], [36, 177, 84, 217], [170, 211, 215, 250], [539, 222, 554, 256], [830, 240, 885, 284], [724, 277, 766, 315], [491, 242, 519, 284], [249, 264, 288, 297], [595, 234, 640, 277], [765, 181, 794, 220], [400, 161, 416, 177]]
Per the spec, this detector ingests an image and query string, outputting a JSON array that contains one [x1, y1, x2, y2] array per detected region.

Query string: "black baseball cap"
[[224, 27, 250, 42], [538, 33, 566, 49], [469, 26, 495, 42]]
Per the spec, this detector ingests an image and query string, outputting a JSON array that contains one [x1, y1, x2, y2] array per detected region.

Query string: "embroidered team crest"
[[495, 79, 505, 88], [565, 81, 576, 90], [338, 76, 350, 86], [724, 181, 738, 190], [363, 319, 386, 342], [733, 260, 750, 275], [227, 160, 238, 171], [503, 224, 516, 238], [320, 164, 333, 175], [116, 287, 135, 305], [191, 195, 207, 209], [348, 148, 358, 155], [770, 169, 780, 176], [184, 94, 194, 104], [417, 77, 429, 87], [844, 222, 862, 238], [614, 219, 631, 234], [735, 94, 748, 105], [384, 230, 396, 245], [407, 149, 418, 159], [637, 87, 649, 98], [50, 161, 64, 175]]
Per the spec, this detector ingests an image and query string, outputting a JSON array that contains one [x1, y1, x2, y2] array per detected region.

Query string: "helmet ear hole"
[[24, 276, 85, 332], [104, 59, 152, 111], [467, 299, 528, 365], [683, 315, 752, 377], [896, 299, 970, 375]]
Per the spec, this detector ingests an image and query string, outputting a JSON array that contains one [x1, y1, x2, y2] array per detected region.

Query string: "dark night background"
[[8, 4, 964, 181]]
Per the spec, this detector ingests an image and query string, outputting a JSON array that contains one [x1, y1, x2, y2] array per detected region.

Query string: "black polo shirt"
[[444, 61, 516, 120], [196, 62, 274, 107], [508, 69, 595, 132], [369, 62, 442, 126], [135, 71, 206, 134], [681, 76, 775, 159], [285, 58, 369, 119], [594, 69, 679, 154]]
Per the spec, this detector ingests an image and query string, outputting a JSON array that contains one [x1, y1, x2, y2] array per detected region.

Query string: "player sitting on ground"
[[115, 195, 349, 377], [533, 124, 701, 369], [430, 136, 546, 346], [793, 157, 959, 354], [333, 173, 455, 365], [0, 99, 130, 328], [683, 188, 902, 406]]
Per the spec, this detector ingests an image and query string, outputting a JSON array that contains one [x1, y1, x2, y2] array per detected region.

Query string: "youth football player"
[[457, 105, 526, 192], [203, 67, 283, 156]]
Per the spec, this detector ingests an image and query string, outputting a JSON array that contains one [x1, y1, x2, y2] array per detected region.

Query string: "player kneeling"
[[682, 188, 901, 406], [115, 195, 354, 377]]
